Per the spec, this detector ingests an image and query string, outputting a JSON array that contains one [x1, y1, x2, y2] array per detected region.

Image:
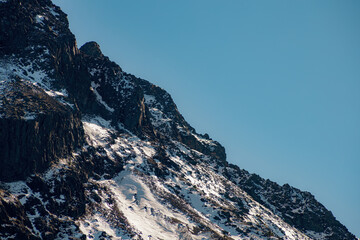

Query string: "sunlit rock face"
[[0, 0, 356, 239]]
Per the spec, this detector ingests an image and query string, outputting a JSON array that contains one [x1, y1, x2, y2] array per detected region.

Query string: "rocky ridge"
[[0, 0, 356, 239]]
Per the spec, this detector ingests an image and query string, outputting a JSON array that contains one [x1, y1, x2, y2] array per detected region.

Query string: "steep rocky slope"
[[0, 0, 356, 239], [0, 78, 84, 181]]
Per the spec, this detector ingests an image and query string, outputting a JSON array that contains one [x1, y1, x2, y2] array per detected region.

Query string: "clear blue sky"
[[53, 0, 360, 236]]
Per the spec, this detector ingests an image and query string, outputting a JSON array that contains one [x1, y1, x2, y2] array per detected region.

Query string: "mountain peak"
[[80, 41, 103, 58]]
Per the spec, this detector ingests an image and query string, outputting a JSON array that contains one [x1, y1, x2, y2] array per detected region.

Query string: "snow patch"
[[22, 111, 37, 120], [0, 59, 49, 89], [44, 88, 68, 97], [35, 15, 46, 25], [79, 214, 128, 240], [143, 94, 156, 105], [98, 170, 205, 240], [3, 181, 33, 206], [83, 118, 113, 148], [47, 6, 59, 17], [192, 133, 217, 147], [90, 81, 115, 112], [144, 94, 172, 133], [89, 68, 100, 76]]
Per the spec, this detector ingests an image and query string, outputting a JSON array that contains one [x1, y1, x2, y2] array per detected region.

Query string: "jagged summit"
[[0, 0, 357, 239], [80, 41, 104, 58]]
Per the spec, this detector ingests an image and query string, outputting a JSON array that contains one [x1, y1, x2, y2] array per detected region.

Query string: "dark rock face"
[[135, 77, 227, 162], [0, 190, 39, 240], [0, 0, 78, 73], [80, 41, 103, 58], [0, 79, 84, 181], [74, 51, 156, 138], [223, 164, 356, 240]]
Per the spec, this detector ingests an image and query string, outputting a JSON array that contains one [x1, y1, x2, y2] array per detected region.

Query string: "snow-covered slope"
[[77, 117, 311, 239], [0, 0, 356, 239]]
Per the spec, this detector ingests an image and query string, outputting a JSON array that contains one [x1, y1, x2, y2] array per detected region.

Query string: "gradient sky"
[[53, 0, 360, 236]]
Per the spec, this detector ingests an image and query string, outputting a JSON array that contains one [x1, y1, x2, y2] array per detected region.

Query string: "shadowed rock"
[[80, 41, 103, 58], [0, 79, 84, 181]]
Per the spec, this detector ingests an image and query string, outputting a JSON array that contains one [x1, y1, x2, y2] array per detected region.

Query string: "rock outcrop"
[[0, 78, 84, 181]]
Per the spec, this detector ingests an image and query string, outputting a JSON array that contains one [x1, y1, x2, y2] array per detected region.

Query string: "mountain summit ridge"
[[0, 0, 356, 239]]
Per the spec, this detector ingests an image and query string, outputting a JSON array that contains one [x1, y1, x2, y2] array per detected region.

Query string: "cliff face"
[[0, 0, 83, 182], [0, 78, 84, 181], [0, 0, 356, 239]]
